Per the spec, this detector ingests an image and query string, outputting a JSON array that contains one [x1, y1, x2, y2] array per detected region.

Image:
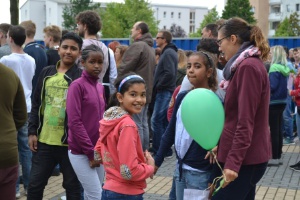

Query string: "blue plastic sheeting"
[[36, 37, 300, 51]]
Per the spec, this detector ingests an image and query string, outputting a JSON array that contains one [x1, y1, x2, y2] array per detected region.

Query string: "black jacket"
[[153, 43, 178, 92], [28, 63, 82, 144]]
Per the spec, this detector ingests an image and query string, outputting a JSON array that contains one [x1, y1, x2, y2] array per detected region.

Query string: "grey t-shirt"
[[0, 44, 11, 59]]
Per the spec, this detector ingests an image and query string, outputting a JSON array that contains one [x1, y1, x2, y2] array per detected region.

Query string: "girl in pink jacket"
[[95, 74, 155, 200]]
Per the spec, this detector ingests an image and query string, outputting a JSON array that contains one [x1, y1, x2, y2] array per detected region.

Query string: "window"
[[190, 11, 195, 24], [286, 5, 290, 12], [178, 12, 181, 19], [190, 25, 195, 33], [163, 25, 166, 30], [171, 12, 174, 18], [251, 6, 255, 13], [270, 5, 281, 13], [163, 11, 166, 18], [270, 21, 280, 30], [296, 4, 300, 11]]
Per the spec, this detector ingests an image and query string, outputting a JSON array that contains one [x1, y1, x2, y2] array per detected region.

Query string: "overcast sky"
[[0, 0, 225, 24]]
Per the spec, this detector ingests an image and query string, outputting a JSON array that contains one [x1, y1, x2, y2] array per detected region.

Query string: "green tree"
[[10, 0, 19, 25], [100, 0, 158, 38], [222, 0, 256, 24], [169, 24, 186, 38], [62, 0, 100, 30], [274, 12, 300, 36], [274, 17, 289, 37], [190, 6, 219, 37], [288, 12, 300, 36]]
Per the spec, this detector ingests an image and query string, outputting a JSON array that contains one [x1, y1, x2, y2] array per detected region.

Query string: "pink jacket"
[[94, 107, 154, 195]]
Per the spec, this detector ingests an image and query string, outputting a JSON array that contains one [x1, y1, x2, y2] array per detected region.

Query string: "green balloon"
[[181, 88, 224, 150]]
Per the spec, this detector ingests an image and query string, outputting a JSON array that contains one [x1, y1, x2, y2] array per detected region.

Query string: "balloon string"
[[205, 151, 228, 191]]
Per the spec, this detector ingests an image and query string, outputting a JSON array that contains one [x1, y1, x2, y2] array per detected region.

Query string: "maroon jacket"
[[217, 57, 272, 173]]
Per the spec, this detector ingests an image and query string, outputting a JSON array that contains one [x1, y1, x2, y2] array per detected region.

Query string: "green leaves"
[[222, 0, 256, 24], [100, 0, 158, 38], [62, 0, 101, 30], [275, 12, 300, 37]]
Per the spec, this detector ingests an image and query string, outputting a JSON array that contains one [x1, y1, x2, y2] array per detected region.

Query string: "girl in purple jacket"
[[67, 44, 106, 199]]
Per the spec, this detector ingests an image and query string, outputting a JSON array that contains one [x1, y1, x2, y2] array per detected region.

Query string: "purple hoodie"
[[67, 70, 105, 160]]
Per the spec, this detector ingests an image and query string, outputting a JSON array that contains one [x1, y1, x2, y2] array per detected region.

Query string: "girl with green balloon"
[[154, 51, 223, 200]]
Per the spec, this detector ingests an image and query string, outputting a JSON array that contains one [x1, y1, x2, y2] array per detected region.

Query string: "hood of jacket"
[[134, 32, 154, 47], [269, 63, 290, 77], [162, 43, 178, 54], [99, 106, 129, 145]]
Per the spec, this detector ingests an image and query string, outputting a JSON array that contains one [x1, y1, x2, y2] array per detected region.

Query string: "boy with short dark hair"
[[0, 25, 36, 198], [27, 32, 83, 199]]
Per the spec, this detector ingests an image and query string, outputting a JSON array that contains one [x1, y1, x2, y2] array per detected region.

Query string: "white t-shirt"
[[0, 53, 36, 112]]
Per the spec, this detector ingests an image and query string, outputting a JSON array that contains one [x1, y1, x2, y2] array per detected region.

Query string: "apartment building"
[[20, 0, 208, 40]]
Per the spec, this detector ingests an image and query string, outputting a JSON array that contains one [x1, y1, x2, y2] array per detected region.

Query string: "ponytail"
[[249, 25, 270, 61]]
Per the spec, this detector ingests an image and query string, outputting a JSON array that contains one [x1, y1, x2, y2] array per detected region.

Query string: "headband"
[[118, 75, 144, 92]]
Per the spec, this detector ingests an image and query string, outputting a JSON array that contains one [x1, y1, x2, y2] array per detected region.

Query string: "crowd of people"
[[0, 9, 300, 200]]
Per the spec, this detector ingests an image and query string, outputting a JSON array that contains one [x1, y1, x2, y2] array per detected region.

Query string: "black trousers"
[[269, 104, 286, 159]]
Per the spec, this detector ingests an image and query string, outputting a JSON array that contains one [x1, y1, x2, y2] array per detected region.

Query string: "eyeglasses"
[[156, 37, 164, 40], [216, 36, 230, 46]]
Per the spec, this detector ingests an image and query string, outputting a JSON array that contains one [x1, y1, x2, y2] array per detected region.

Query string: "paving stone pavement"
[[18, 144, 300, 200]]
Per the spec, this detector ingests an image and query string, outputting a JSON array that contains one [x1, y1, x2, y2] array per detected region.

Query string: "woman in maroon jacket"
[[211, 18, 271, 200]]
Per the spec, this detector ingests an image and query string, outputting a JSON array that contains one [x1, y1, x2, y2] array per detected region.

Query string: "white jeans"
[[68, 151, 104, 200]]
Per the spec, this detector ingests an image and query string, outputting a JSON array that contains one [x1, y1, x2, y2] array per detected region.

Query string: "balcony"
[[269, 12, 282, 21], [269, 0, 281, 5]]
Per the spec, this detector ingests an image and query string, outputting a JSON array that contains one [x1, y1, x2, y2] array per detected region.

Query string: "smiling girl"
[[67, 44, 106, 199], [94, 73, 155, 200]]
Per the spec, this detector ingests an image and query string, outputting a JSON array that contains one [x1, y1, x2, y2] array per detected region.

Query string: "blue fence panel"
[[37, 37, 300, 51]]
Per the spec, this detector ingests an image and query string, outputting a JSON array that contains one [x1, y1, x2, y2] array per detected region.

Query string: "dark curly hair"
[[76, 10, 101, 35]]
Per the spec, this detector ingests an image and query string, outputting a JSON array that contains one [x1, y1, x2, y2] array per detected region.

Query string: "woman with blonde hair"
[[211, 17, 271, 199], [268, 45, 290, 166], [176, 49, 187, 86]]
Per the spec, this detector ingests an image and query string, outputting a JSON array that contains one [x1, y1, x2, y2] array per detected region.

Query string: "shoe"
[[16, 192, 21, 199], [291, 165, 300, 172], [283, 138, 295, 145], [289, 161, 300, 169], [268, 159, 280, 166]]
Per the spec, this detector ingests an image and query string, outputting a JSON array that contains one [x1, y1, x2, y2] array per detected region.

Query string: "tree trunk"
[[10, 0, 19, 25]]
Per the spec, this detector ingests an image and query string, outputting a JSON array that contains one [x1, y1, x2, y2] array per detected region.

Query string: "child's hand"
[[89, 160, 101, 168], [144, 150, 155, 167]]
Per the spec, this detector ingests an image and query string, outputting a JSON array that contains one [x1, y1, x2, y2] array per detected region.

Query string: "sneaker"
[[291, 165, 300, 172], [16, 192, 21, 199], [283, 138, 295, 145], [289, 161, 300, 169]]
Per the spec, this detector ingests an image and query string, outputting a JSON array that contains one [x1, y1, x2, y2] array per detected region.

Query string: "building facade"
[[20, 0, 208, 40], [269, 0, 300, 36]]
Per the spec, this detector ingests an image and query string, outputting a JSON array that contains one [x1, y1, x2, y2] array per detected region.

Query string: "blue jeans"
[[132, 104, 149, 151], [101, 189, 143, 200], [27, 142, 81, 200], [174, 167, 211, 200], [151, 91, 173, 154], [211, 162, 267, 200], [16, 116, 32, 192], [169, 177, 176, 200], [283, 95, 294, 139]]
